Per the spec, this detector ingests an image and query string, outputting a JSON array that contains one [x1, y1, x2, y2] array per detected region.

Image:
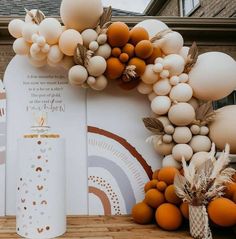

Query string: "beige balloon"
[[168, 103, 195, 126], [13, 38, 30, 55], [189, 52, 236, 101], [173, 127, 192, 144], [90, 75, 108, 91], [172, 144, 193, 162], [48, 45, 64, 63], [162, 155, 181, 169], [87, 56, 107, 77], [137, 82, 153, 95], [153, 78, 171, 96], [209, 105, 236, 154], [141, 64, 158, 84], [59, 29, 83, 56], [154, 141, 175, 156], [60, 0, 103, 32], [151, 96, 171, 115], [39, 18, 62, 45], [95, 44, 111, 59], [22, 23, 38, 43], [189, 135, 212, 153], [190, 152, 210, 168], [8, 19, 25, 38], [81, 29, 98, 48], [169, 83, 193, 102]]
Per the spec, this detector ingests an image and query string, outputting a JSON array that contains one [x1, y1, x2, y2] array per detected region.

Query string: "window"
[[180, 0, 200, 16]]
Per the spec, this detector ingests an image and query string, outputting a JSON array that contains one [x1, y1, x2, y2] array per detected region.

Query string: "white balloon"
[[153, 78, 171, 96], [8, 19, 25, 38], [189, 52, 236, 101], [95, 44, 111, 59], [151, 96, 171, 115], [30, 51, 47, 61], [173, 127, 192, 144], [163, 54, 185, 76], [162, 155, 181, 169], [29, 56, 47, 68], [87, 56, 107, 77], [30, 43, 40, 55], [189, 135, 212, 153], [69, 65, 88, 85], [81, 29, 98, 48], [148, 92, 157, 101], [39, 18, 62, 45], [156, 31, 184, 55], [172, 144, 193, 162], [48, 45, 64, 63], [179, 46, 190, 62], [141, 64, 158, 84], [169, 83, 193, 102], [90, 75, 108, 91], [13, 38, 30, 55], [60, 0, 103, 32], [134, 19, 169, 39]]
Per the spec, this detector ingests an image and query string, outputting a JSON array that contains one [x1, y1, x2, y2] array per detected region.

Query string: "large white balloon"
[[209, 105, 236, 154], [60, 0, 103, 32], [134, 19, 169, 39], [189, 52, 236, 101]]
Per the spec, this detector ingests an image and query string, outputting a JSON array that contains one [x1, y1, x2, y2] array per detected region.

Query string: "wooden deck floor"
[[0, 216, 235, 238]]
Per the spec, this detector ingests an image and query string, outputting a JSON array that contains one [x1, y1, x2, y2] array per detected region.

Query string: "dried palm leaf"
[[74, 44, 93, 67], [174, 144, 236, 206], [184, 41, 198, 73], [150, 29, 172, 43], [25, 8, 45, 25], [193, 101, 216, 126], [142, 117, 165, 135]]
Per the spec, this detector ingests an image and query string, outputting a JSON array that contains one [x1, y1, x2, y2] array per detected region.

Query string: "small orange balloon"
[[135, 40, 153, 59], [158, 167, 180, 185], [129, 27, 149, 45], [156, 181, 167, 192], [105, 57, 125, 80], [128, 57, 146, 76], [122, 43, 135, 58], [112, 47, 122, 57], [119, 53, 129, 63], [164, 185, 182, 205], [144, 179, 158, 193], [152, 169, 160, 180], [145, 189, 165, 208], [224, 182, 236, 199]]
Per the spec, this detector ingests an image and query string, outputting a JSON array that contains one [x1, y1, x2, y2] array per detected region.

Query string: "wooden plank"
[[0, 216, 234, 238]]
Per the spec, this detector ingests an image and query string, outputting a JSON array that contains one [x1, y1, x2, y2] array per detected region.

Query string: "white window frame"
[[180, 0, 201, 17]]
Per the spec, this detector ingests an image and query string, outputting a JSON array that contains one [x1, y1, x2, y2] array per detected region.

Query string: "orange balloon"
[[164, 185, 182, 205], [132, 202, 154, 224], [105, 57, 125, 80], [107, 22, 130, 47], [145, 189, 165, 208], [158, 167, 179, 185], [119, 53, 129, 63], [144, 179, 158, 193], [129, 27, 149, 45], [128, 57, 146, 76], [146, 47, 162, 64], [122, 43, 135, 58], [135, 40, 153, 59], [156, 181, 167, 192], [152, 169, 160, 180], [156, 203, 183, 230], [112, 47, 121, 57], [180, 202, 189, 219]]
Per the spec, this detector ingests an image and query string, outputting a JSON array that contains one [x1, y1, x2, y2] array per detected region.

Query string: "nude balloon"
[[189, 52, 236, 101], [209, 105, 236, 154], [60, 0, 103, 32]]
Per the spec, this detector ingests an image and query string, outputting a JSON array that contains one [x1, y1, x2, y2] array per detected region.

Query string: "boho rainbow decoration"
[[7, 0, 236, 238]]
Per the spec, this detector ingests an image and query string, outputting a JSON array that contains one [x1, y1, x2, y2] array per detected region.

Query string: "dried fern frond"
[[143, 118, 165, 135], [25, 8, 45, 25], [122, 65, 137, 82], [74, 44, 93, 67], [96, 6, 112, 34], [193, 101, 216, 126], [150, 29, 172, 43], [184, 41, 198, 73]]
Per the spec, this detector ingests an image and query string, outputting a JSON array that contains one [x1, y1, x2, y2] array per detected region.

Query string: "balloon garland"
[[7, 0, 236, 238]]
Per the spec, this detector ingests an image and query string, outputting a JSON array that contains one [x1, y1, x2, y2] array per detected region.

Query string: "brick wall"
[[158, 0, 236, 17]]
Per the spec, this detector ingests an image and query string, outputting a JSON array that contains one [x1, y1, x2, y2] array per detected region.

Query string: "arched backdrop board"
[[3, 55, 161, 216]]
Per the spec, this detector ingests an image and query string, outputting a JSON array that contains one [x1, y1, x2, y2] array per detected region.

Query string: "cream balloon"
[[172, 144, 193, 162], [39, 18, 63, 45], [81, 29, 98, 48], [179, 73, 189, 83], [59, 29, 83, 56], [189, 52, 236, 101], [90, 75, 108, 91], [8, 19, 25, 38], [162, 134, 173, 144], [148, 92, 157, 101], [157, 116, 171, 127], [190, 152, 211, 168], [162, 155, 181, 169], [163, 54, 185, 76], [95, 44, 111, 59], [69, 65, 88, 85], [30, 51, 47, 61], [151, 96, 171, 115], [141, 64, 158, 84], [87, 56, 107, 77], [173, 127, 192, 144], [60, 0, 103, 32], [189, 135, 212, 153], [153, 78, 171, 96], [22, 23, 38, 43], [13, 38, 30, 55], [178, 46, 190, 62], [187, 97, 199, 110], [209, 105, 236, 154], [168, 103, 195, 126], [48, 45, 64, 63], [169, 83, 193, 102], [134, 19, 169, 39], [137, 82, 153, 94], [97, 34, 107, 45], [156, 31, 184, 55]]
